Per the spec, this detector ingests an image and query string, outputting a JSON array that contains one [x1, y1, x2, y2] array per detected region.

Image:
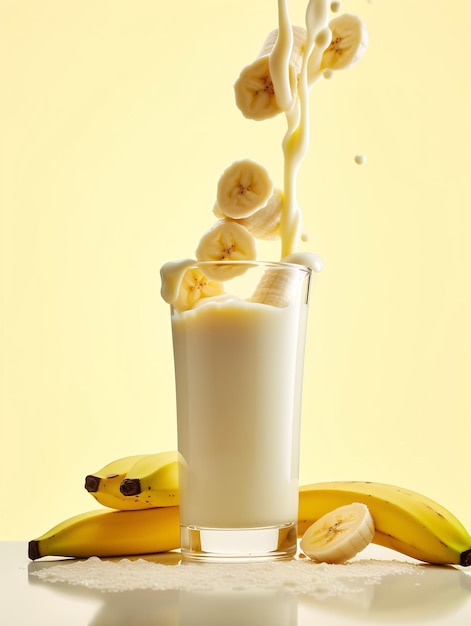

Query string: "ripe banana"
[[172, 266, 224, 312], [300, 502, 375, 563], [29, 475, 471, 565], [84, 453, 154, 510], [234, 26, 307, 120], [299, 481, 471, 567], [216, 159, 274, 219], [119, 450, 179, 507], [195, 220, 257, 279], [28, 506, 180, 560]]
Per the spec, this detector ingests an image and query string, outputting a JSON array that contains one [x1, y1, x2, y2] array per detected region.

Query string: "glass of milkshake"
[[159, 0, 367, 562], [166, 259, 312, 560]]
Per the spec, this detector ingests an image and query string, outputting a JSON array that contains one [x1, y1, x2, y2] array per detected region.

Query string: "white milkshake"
[[173, 296, 308, 528], [170, 262, 311, 558]]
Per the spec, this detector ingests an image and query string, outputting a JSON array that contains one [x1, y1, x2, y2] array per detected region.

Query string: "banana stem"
[[461, 548, 471, 567], [120, 478, 142, 496], [84, 475, 100, 493]]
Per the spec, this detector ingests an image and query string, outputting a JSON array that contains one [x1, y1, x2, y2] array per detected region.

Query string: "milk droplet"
[[354, 154, 366, 165], [301, 232, 311, 243], [323, 69, 334, 80], [330, 1, 342, 12]]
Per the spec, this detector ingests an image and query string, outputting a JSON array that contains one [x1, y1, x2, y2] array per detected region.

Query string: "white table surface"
[[3, 541, 471, 625]]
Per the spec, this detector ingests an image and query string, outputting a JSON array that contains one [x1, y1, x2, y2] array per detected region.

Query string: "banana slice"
[[320, 13, 368, 71], [249, 262, 302, 307], [172, 267, 224, 312], [212, 202, 225, 219], [236, 188, 283, 240], [214, 188, 283, 240], [195, 220, 257, 279], [234, 26, 307, 121], [300, 503, 375, 564], [216, 159, 274, 219]]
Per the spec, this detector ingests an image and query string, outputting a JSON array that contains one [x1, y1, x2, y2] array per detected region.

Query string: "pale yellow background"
[[0, 0, 469, 540]]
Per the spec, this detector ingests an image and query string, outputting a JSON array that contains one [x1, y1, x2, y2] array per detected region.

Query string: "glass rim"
[[189, 260, 312, 276]]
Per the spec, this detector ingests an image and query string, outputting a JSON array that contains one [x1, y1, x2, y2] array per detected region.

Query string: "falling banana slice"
[[236, 188, 283, 240], [195, 220, 257, 279], [216, 159, 274, 219], [214, 188, 283, 240], [234, 26, 307, 121], [300, 502, 375, 563], [320, 13, 368, 71], [172, 267, 224, 312]]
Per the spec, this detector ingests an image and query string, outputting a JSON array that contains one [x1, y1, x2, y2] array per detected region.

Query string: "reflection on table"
[[27, 547, 471, 625]]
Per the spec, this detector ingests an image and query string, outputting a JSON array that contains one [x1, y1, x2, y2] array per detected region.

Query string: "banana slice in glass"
[[172, 267, 224, 313], [300, 502, 375, 563]]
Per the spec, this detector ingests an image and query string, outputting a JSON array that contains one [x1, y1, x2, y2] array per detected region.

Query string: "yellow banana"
[[28, 479, 471, 565], [299, 481, 471, 567], [84, 453, 152, 510], [84, 452, 177, 510], [28, 506, 180, 560], [78, 457, 471, 567], [119, 450, 179, 507]]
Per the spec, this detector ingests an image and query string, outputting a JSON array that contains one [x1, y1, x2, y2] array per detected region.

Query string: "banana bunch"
[[28, 452, 182, 560], [28, 449, 471, 566], [85, 450, 179, 510], [82, 453, 147, 511]]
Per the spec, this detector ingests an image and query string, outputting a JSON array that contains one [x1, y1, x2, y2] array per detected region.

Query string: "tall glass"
[[170, 261, 312, 560]]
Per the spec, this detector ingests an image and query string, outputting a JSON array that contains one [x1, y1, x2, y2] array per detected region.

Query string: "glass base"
[[180, 522, 297, 562]]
